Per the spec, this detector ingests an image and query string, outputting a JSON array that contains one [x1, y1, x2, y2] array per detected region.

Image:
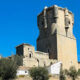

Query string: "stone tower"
[[16, 43, 35, 57], [37, 5, 78, 69]]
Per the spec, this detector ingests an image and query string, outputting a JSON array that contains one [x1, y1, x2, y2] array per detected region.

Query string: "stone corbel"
[[44, 6, 48, 28], [64, 8, 70, 36], [53, 5, 58, 23]]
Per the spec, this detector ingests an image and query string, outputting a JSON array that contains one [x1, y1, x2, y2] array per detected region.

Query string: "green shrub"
[[78, 69, 80, 75], [29, 67, 49, 80], [0, 58, 18, 80], [65, 66, 78, 80], [11, 55, 23, 66], [0, 77, 2, 80], [60, 70, 66, 80]]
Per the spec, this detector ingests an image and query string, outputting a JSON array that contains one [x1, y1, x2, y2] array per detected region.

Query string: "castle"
[[16, 5, 80, 73]]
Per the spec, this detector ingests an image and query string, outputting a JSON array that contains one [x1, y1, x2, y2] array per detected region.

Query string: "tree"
[[0, 58, 18, 80], [60, 70, 66, 80], [12, 55, 23, 66], [29, 67, 49, 80], [66, 66, 78, 80], [77, 69, 80, 76]]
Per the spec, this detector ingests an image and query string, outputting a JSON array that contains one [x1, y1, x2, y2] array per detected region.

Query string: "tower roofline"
[[16, 43, 33, 48], [37, 5, 72, 17]]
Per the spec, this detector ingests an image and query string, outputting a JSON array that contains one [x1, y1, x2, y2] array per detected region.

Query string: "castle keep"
[[16, 5, 79, 71], [37, 5, 78, 69]]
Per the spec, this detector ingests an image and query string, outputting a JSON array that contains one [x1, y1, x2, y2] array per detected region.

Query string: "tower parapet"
[[37, 5, 74, 39]]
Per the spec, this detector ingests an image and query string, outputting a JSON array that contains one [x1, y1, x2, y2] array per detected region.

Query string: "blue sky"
[[0, 0, 80, 61]]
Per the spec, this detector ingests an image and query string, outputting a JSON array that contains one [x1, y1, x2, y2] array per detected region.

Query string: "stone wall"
[[78, 63, 80, 69], [23, 50, 57, 67], [16, 45, 23, 56], [57, 34, 78, 70], [23, 57, 38, 67], [23, 45, 35, 57]]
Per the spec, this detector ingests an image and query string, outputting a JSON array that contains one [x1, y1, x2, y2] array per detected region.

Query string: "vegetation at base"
[[29, 67, 49, 80], [77, 69, 80, 75], [60, 70, 66, 80], [12, 54, 23, 66], [0, 55, 23, 80], [60, 66, 80, 80], [66, 66, 78, 80], [0, 54, 80, 80], [0, 58, 17, 80]]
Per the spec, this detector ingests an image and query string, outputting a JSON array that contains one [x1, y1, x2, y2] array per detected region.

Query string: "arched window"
[[28, 48, 33, 58], [29, 54, 31, 58]]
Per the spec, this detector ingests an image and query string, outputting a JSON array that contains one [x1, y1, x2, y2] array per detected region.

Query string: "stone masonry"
[[37, 5, 78, 69]]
